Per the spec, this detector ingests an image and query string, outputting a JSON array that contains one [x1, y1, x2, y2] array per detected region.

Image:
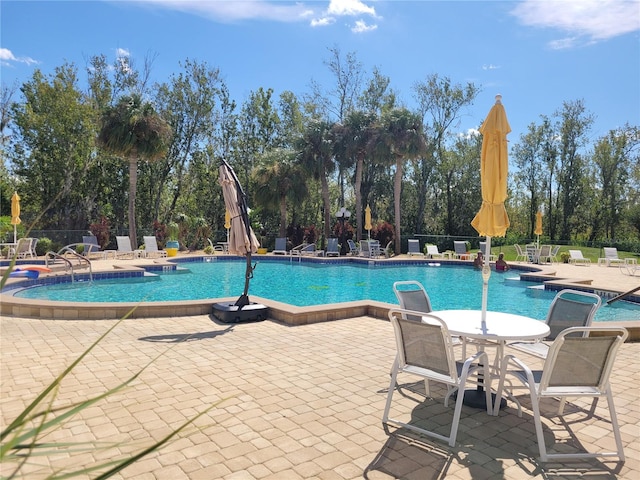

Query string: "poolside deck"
[[1, 313, 638, 479]]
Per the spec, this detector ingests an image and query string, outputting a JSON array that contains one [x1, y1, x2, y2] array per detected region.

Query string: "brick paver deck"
[[1, 314, 639, 479]]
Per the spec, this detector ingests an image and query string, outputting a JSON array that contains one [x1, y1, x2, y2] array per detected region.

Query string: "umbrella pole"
[[481, 236, 492, 326], [14, 225, 17, 244]]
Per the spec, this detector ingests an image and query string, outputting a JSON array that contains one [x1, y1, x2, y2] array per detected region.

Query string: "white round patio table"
[[430, 309, 550, 410]]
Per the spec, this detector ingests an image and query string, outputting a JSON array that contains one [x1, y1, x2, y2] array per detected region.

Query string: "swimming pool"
[[11, 259, 640, 321]]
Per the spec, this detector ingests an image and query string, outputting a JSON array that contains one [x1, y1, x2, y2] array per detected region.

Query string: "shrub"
[[35, 237, 53, 256], [89, 216, 111, 249], [203, 245, 214, 254]]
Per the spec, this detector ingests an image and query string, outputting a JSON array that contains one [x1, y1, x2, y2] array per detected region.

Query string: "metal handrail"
[[45, 246, 93, 282]]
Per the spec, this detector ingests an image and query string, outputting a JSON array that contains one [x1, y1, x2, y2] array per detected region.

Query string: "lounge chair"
[[453, 241, 469, 260], [273, 237, 288, 255], [514, 244, 527, 263], [347, 239, 359, 256], [494, 326, 628, 461], [507, 289, 601, 359], [598, 247, 626, 267], [14, 238, 35, 259], [116, 236, 146, 259], [479, 241, 497, 261], [291, 243, 323, 256], [384, 308, 492, 447], [569, 249, 591, 265], [82, 235, 105, 259], [426, 245, 446, 259], [407, 239, 424, 257], [143, 236, 168, 258], [621, 261, 640, 276], [325, 238, 340, 256]]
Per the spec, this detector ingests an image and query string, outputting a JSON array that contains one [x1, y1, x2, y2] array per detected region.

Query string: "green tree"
[[253, 149, 308, 237], [10, 64, 97, 230], [97, 93, 171, 247], [372, 108, 427, 254]]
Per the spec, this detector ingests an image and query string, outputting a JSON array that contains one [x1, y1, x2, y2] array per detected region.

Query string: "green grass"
[[486, 245, 638, 263]]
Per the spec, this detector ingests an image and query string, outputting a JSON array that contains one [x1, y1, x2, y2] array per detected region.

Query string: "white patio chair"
[[453, 241, 468, 259], [347, 239, 359, 256], [537, 245, 552, 264], [383, 308, 492, 447], [548, 245, 560, 264], [479, 241, 497, 261], [493, 326, 628, 462], [143, 236, 168, 258], [407, 239, 424, 257], [514, 244, 527, 263], [508, 289, 601, 359], [568, 249, 591, 265], [14, 237, 35, 259]]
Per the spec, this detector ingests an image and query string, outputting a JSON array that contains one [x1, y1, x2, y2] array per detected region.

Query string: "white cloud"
[[511, 0, 640, 49], [116, 48, 130, 58], [311, 17, 335, 27], [482, 64, 500, 71], [0, 48, 38, 67], [352, 20, 377, 33], [327, 0, 376, 17]]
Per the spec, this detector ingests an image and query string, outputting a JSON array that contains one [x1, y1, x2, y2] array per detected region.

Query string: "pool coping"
[[2, 255, 639, 340]]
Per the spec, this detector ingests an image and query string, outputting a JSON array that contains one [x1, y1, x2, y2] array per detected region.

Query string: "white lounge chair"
[[273, 237, 288, 255], [479, 241, 497, 262], [598, 247, 626, 267], [81, 235, 106, 259], [569, 249, 591, 266], [143, 236, 168, 258], [116, 236, 146, 259], [291, 243, 323, 256], [407, 239, 424, 257], [426, 245, 445, 259]]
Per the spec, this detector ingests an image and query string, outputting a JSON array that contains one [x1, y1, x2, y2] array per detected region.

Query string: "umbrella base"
[[211, 302, 268, 324]]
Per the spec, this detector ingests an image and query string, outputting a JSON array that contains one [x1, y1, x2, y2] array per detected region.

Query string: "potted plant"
[[165, 222, 179, 257]]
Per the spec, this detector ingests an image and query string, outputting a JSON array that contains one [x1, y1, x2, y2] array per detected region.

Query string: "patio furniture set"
[[385, 280, 627, 462]]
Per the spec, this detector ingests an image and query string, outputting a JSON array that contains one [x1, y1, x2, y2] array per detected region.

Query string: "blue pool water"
[[12, 259, 640, 321]]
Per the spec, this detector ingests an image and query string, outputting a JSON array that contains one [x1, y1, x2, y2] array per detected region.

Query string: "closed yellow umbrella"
[[534, 211, 543, 247], [224, 208, 231, 244], [471, 94, 511, 323], [364, 205, 372, 239], [11, 192, 21, 243]]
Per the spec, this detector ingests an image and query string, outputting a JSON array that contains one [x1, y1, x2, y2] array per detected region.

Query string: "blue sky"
[[1, 0, 639, 144]]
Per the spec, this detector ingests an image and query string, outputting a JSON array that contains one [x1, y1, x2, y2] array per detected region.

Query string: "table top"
[[431, 309, 550, 342]]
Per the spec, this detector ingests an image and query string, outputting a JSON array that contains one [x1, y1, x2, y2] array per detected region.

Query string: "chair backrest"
[[347, 239, 358, 253], [116, 236, 133, 252], [453, 241, 467, 254], [393, 281, 432, 321], [514, 244, 524, 256], [539, 245, 551, 256], [569, 249, 584, 260], [550, 245, 560, 256], [603, 247, 619, 260], [82, 235, 100, 254], [407, 239, 420, 253], [479, 242, 488, 256], [275, 237, 287, 252], [143, 236, 160, 252], [545, 289, 602, 339], [302, 243, 316, 253], [426, 245, 440, 256], [327, 238, 339, 253], [388, 309, 457, 379], [360, 240, 370, 254], [541, 326, 628, 392], [15, 238, 33, 256]]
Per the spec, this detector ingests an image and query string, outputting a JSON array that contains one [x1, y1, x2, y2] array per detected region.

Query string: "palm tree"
[[253, 149, 308, 237], [371, 108, 427, 254], [333, 110, 376, 241], [98, 94, 171, 248], [297, 119, 336, 242]]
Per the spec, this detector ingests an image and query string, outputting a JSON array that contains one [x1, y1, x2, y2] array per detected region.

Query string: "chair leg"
[[382, 366, 399, 424], [606, 388, 626, 461]]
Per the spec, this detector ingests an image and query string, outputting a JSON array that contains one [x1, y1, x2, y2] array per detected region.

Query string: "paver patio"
[[1, 313, 638, 479]]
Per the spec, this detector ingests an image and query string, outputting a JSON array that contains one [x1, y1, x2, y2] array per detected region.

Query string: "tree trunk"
[[321, 166, 331, 241], [354, 152, 364, 242], [128, 157, 138, 249], [394, 156, 403, 255], [279, 196, 287, 238]]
